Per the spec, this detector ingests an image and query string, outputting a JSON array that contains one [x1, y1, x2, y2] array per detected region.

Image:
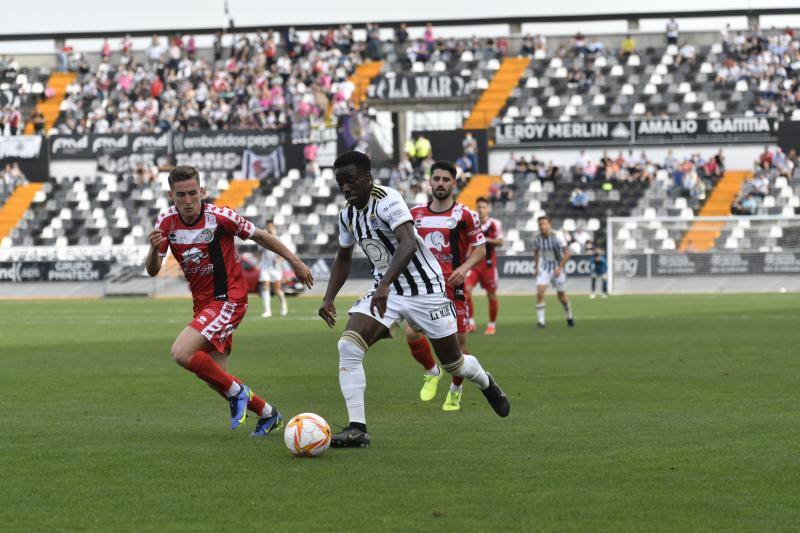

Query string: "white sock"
[[262, 291, 271, 315], [487, 321, 496, 328], [260, 403, 274, 418], [563, 301, 573, 319], [425, 364, 440, 377], [338, 333, 368, 425], [450, 382, 462, 393], [278, 292, 287, 313], [226, 381, 242, 397], [536, 303, 546, 324], [468, 318, 476, 326], [444, 353, 490, 390]]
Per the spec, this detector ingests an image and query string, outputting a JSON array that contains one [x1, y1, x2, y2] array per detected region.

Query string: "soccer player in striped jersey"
[[465, 196, 504, 335], [406, 161, 487, 412], [319, 151, 510, 448], [532, 215, 575, 328], [146, 166, 313, 436]]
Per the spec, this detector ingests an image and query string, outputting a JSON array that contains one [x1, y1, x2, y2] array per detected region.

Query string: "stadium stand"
[[1, 58, 50, 135]]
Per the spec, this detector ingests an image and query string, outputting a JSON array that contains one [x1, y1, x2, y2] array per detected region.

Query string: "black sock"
[[349, 422, 367, 433], [591, 278, 596, 292], [602, 280, 608, 294]]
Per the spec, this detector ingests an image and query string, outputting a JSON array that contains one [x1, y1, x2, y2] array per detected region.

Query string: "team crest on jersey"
[[446, 217, 458, 229], [197, 228, 214, 243]]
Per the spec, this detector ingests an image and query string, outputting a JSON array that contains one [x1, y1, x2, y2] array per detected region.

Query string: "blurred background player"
[[259, 220, 289, 317], [532, 215, 574, 328], [465, 196, 504, 335], [146, 166, 313, 437], [406, 161, 487, 411], [318, 151, 509, 448], [590, 250, 609, 299]]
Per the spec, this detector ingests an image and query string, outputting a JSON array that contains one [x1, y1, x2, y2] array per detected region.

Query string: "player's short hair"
[[476, 196, 490, 205], [168, 165, 200, 187], [265, 219, 274, 225], [430, 160, 457, 178], [334, 151, 372, 176], [537, 215, 550, 223]]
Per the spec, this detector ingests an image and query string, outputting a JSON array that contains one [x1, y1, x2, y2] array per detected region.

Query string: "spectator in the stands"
[[424, 23, 435, 53], [572, 32, 586, 55], [676, 42, 696, 65], [146, 35, 165, 66], [732, 193, 757, 215], [759, 146, 773, 169], [666, 18, 679, 46], [570, 187, 589, 209], [751, 170, 770, 198], [413, 133, 432, 168], [521, 34, 535, 55], [462, 132, 478, 173], [544, 161, 562, 182], [455, 152, 473, 177], [395, 23, 409, 45], [101, 39, 111, 60], [619, 34, 636, 60]]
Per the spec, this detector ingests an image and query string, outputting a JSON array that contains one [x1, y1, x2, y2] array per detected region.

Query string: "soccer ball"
[[284, 413, 331, 457]]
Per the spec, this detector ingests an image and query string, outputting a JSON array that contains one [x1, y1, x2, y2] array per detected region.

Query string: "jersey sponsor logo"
[[424, 230, 449, 252], [416, 215, 455, 229], [181, 247, 207, 265], [168, 231, 177, 243]]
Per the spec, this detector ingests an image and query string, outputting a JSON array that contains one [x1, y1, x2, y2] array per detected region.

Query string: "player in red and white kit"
[[145, 166, 313, 436], [406, 161, 487, 411], [466, 196, 504, 335]]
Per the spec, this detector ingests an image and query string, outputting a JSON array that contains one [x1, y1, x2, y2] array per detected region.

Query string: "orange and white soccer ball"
[[284, 413, 331, 457]]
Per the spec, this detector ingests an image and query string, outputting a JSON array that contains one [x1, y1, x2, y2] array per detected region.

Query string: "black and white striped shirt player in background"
[[532, 215, 575, 328], [318, 151, 510, 448]]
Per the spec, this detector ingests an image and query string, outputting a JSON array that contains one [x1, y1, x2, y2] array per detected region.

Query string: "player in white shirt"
[[532, 215, 575, 328], [259, 220, 288, 318], [318, 151, 509, 448]]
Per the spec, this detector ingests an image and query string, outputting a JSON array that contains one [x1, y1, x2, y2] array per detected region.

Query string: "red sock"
[[187, 351, 235, 392], [408, 336, 436, 371], [465, 291, 474, 319], [488, 297, 499, 322], [452, 376, 464, 386]]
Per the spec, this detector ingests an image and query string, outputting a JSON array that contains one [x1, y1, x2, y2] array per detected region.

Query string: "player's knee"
[[338, 331, 367, 369], [443, 354, 476, 377], [170, 343, 193, 367]]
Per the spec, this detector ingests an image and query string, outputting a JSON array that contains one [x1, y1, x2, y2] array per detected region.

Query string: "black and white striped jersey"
[[338, 185, 445, 296], [532, 232, 565, 272]]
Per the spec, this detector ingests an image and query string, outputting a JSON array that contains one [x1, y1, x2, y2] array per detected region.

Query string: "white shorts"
[[259, 269, 282, 283], [536, 270, 567, 291], [348, 292, 458, 339]]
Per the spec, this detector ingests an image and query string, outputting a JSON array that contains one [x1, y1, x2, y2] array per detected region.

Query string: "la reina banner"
[[367, 74, 474, 100], [493, 117, 778, 147]]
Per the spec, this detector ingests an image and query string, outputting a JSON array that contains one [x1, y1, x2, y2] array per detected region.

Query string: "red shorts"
[[446, 285, 469, 334], [466, 264, 499, 293], [189, 300, 247, 354]]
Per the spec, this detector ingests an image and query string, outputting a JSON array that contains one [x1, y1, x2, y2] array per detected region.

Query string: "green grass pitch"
[[1, 294, 798, 532]]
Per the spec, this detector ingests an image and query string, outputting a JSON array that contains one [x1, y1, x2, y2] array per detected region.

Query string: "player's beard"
[[433, 187, 450, 201]]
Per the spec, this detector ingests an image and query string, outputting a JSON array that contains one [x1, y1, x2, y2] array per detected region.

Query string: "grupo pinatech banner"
[[493, 117, 778, 147], [0, 261, 112, 282]]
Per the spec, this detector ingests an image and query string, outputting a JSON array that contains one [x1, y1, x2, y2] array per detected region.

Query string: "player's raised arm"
[[146, 229, 166, 277], [319, 245, 354, 328], [250, 227, 313, 288], [369, 220, 417, 318]]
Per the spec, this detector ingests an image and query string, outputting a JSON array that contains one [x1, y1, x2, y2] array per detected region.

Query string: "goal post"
[[607, 215, 800, 294]]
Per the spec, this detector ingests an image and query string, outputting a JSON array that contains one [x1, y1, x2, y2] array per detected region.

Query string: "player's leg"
[[208, 351, 283, 436], [443, 294, 470, 411], [557, 289, 574, 327], [465, 270, 478, 332], [170, 327, 253, 429], [601, 273, 608, 297], [428, 333, 509, 417], [535, 285, 548, 327], [331, 309, 394, 448], [260, 280, 272, 318], [407, 294, 509, 416], [483, 268, 499, 335], [405, 323, 441, 401], [272, 279, 288, 316], [590, 273, 597, 299]]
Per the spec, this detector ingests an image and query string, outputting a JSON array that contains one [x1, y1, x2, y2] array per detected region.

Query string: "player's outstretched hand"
[[319, 300, 336, 328], [148, 230, 165, 249], [369, 283, 390, 318], [291, 259, 314, 289]]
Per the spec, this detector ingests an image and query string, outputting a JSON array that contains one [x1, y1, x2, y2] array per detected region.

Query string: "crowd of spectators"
[[56, 28, 372, 135], [0, 162, 29, 203], [714, 24, 800, 117], [731, 146, 797, 215]]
